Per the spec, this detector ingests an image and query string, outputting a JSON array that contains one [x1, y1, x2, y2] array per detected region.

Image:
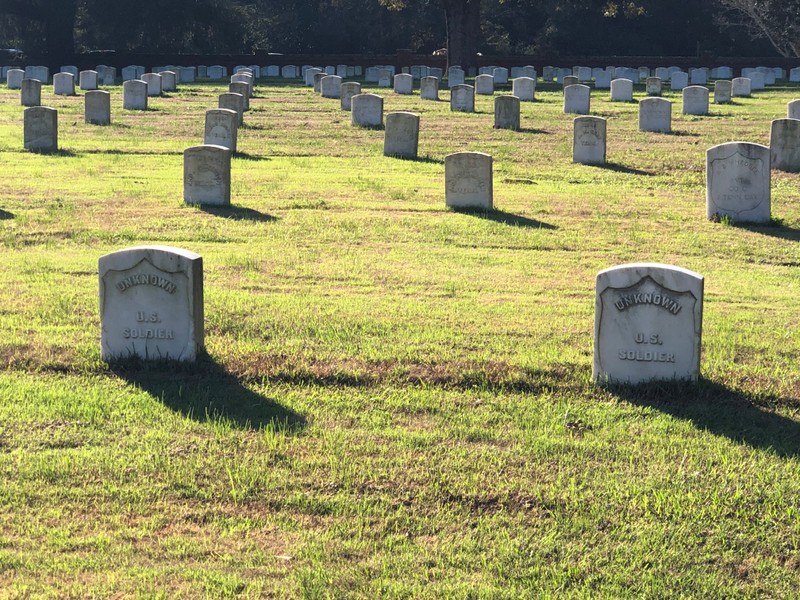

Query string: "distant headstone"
[[445, 152, 493, 210], [218, 92, 244, 126], [670, 71, 688, 90], [493, 67, 509, 84], [99, 245, 204, 362], [654, 67, 669, 80], [304, 67, 321, 86], [749, 71, 765, 90], [430, 67, 443, 81], [24, 106, 57, 152], [85, 90, 111, 125], [594, 71, 612, 89], [21, 79, 42, 106], [711, 66, 733, 79], [639, 97, 671, 133], [450, 84, 475, 112], [714, 80, 732, 104], [769, 119, 800, 172], [706, 142, 770, 223], [731, 77, 751, 97], [340, 82, 361, 111], [208, 65, 226, 80], [791, 67, 800, 82], [60, 65, 79, 79], [266, 65, 279, 77], [123, 80, 148, 110], [394, 73, 413, 95], [281, 65, 298, 79], [161, 71, 177, 92], [351, 93, 384, 128], [689, 68, 707, 85], [121, 66, 137, 81], [336, 64, 347, 77], [184, 144, 231, 206], [576, 66, 592, 82], [384, 111, 420, 159], [204, 108, 238, 152], [141, 73, 162, 96], [788, 100, 800, 120], [99, 66, 116, 85], [562, 75, 579, 88], [229, 82, 250, 109], [231, 73, 253, 97], [563, 84, 590, 114], [475, 74, 494, 95], [378, 69, 392, 87], [494, 95, 520, 130], [7, 69, 24, 89], [610, 78, 633, 102], [593, 263, 704, 384], [573, 116, 606, 165], [79, 70, 98, 90], [512, 77, 535, 101], [543, 66, 554, 81], [320, 75, 342, 99], [53, 72, 75, 96], [448, 67, 465, 87], [26, 66, 49, 83], [645, 77, 662, 96], [420, 76, 439, 100], [682, 86, 709, 115]]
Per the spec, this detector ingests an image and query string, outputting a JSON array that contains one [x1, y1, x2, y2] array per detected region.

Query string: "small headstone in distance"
[[512, 77, 535, 101], [24, 106, 57, 152], [714, 80, 732, 104], [85, 90, 111, 125], [639, 97, 671, 133], [445, 152, 493, 210], [351, 93, 384, 128], [123, 80, 148, 110], [769, 119, 800, 172], [564, 84, 590, 114], [21, 79, 42, 107], [384, 111, 420, 159], [184, 144, 232, 206], [494, 95, 520, 130], [340, 82, 362, 111], [573, 116, 606, 165]]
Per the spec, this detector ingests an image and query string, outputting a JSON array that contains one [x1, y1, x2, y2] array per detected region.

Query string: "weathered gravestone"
[[731, 77, 751, 97], [313, 72, 325, 93], [770, 119, 800, 172], [787, 100, 800, 120], [450, 84, 475, 112], [670, 71, 688, 91], [493, 67, 509, 84], [218, 92, 244, 126], [682, 86, 709, 115], [475, 74, 494, 95], [161, 71, 178, 92], [98, 66, 116, 85], [791, 68, 800, 82], [690, 68, 708, 85], [53, 72, 75, 96], [204, 108, 238, 152], [208, 65, 226, 80], [594, 71, 612, 89], [706, 142, 770, 223], [445, 152, 493, 210], [494, 95, 520, 130], [21, 79, 41, 107], [448, 67, 465, 87], [180, 67, 196, 83], [320, 75, 342, 99], [141, 73, 162, 96], [85, 90, 111, 125], [394, 73, 413, 95], [340, 82, 361, 111], [7, 69, 23, 89], [639, 97, 671, 133], [351, 93, 384, 127], [79, 70, 98, 90], [562, 75, 579, 88], [645, 77, 662, 96], [420, 76, 439, 100], [305, 67, 321, 86], [99, 246, 203, 362], [593, 263, 704, 384], [60, 65, 79, 79], [229, 82, 250, 110], [121, 66, 138, 81], [714, 80, 732, 104], [24, 106, 57, 152], [563, 84, 590, 114], [512, 77, 535, 101], [610, 78, 633, 102], [184, 145, 231, 206], [384, 111, 420, 159], [231, 73, 253, 96], [573, 116, 606, 165], [26, 66, 49, 83], [749, 71, 765, 90], [123, 80, 148, 110]]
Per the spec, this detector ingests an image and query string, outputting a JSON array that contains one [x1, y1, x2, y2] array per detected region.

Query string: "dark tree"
[[0, 0, 79, 55]]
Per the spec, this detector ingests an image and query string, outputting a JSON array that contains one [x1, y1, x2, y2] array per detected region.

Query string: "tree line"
[[0, 0, 796, 70]]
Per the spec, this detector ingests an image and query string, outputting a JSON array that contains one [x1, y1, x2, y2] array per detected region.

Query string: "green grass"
[[0, 76, 798, 598]]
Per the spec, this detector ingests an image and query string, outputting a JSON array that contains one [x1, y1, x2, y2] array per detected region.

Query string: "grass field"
[[0, 73, 798, 598]]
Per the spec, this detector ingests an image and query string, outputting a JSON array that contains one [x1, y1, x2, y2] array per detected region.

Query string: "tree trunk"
[[442, 0, 481, 72]]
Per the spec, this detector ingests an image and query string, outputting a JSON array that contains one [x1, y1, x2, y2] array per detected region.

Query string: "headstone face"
[[593, 263, 704, 385], [562, 75, 579, 88], [204, 108, 238, 152], [769, 119, 800, 172], [180, 67, 196, 83], [320, 75, 342, 99], [712, 66, 733, 79], [365, 67, 379, 82], [218, 92, 244, 126], [682, 86, 709, 115], [512, 77, 535, 101], [543, 66, 554, 81], [706, 142, 770, 223], [336, 64, 347, 77], [324, 65, 336, 75], [791, 67, 800, 82], [475, 74, 494, 95], [394, 73, 413, 95], [99, 246, 204, 362], [123, 80, 148, 110], [445, 152, 493, 210], [281, 65, 298, 79], [788, 100, 800, 120], [209, 65, 227, 80], [141, 73, 162, 96], [99, 66, 116, 85], [563, 84, 590, 114], [731, 77, 751, 97], [448, 67, 465, 87], [420, 76, 439, 100], [429, 67, 443, 81], [450, 84, 475, 112], [60, 65, 79, 78], [749, 71, 765, 90], [493, 67, 509, 84], [639, 97, 671, 133], [304, 67, 321, 86], [384, 111, 420, 158], [313, 72, 324, 93], [654, 67, 669, 80], [79, 70, 98, 90], [645, 77, 662, 96], [266, 65, 279, 77], [121, 66, 137, 81], [351, 93, 384, 127], [594, 71, 612, 89], [494, 95, 520, 130], [161, 71, 177, 92], [576, 66, 592, 82], [378, 69, 392, 87], [53, 72, 75, 96], [184, 144, 231, 206], [670, 71, 688, 90], [573, 116, 606, 165], [340, 82, 361, 111], [7, 69, 24, 89], [85, 90, 111, 125], [689, 68, 708, 85], [610, 78, 633, 102], [24, 106, 57, 152], [714, 80, 732, 104], [21, 79, 42, 106], [229, 82, 250, 109], [26, 65, 49, 83], [231, 74, 253, 96]]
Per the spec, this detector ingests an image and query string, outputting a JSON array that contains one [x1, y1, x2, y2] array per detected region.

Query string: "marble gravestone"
[[378, 69, 392, 88], [594, 71, 612, 89], [448, 67, 465, 87], [512, 77, 535, 101], [229, 82, 250, 110], [21, 79, 42, 107], [731, 77, 751, 97], [769, 119, 800, 172], [494, 95, 520, 130], [7, 68, 24, 89], [141, 73, 162, 97], [787, 100, 800, 120], [304, 67, 321, 86], [219, 92, 244, 126], [706, 142, 770, 223], [79, 70, 98, 90], [184, 145, 232, 206], [714, 80, 732, 104], [493, 67, 509, 84], [383, 111, 420, 159], [682, 86, 709, 115], [670, 71, 688, 91], [564, 84, 590, 114], [320, 75, 342, 99], [394, 73, 413, 95], [562, 75, 579, 88], [161, 71, 178, 92], [85, 90, 111, 125], [444, 152, 493, 210], [475, 74, 494, 95], [610, 78, 633, 102], [53, 72, 75, 96], [340, 82, 362, 111], [573, 116, 606, 165], [450, 84, 475, 112], [24, 106, 57, 152], [420, 76, 439, 100], [593, 263, 704, 385], [351, 93, 384, 127], [99, 245, 204, 362], [123, 80, 148, 110], [639, 98, 671, 133], [204, 108, 238, 152], [645, 77, 662, 96]]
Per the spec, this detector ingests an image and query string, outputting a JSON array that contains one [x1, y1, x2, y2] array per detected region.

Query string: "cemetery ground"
[[0, 77, 798, 598]]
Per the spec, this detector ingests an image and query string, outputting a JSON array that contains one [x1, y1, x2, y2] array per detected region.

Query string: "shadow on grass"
[[240, 123, 268, 130], [451, 207, 557, 229], [84, 148, 182, 156], [591, 162, 654, 176], [200, 205, 278, 222], [386, 154, 444, 164], [732, 219, 800, 241], [109, 352, 306, 431], [609, 379, 800, 458], [234, 151, 270, 161], [663, 130, 701, 137], [0, 209, 13, 220], [518, 127, 549, 134]]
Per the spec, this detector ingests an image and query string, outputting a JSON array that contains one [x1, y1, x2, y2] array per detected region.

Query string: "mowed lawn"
[[0, 74, 798, 598]]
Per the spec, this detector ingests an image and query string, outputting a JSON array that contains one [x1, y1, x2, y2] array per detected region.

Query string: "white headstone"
[[378, 69, 392, 87], [180, 67, 196, 83], [304, 67, 321, 86], [26, 65, 49, 83], [229, 82, 250, 110], [184, 144, 231, 206], [475, 74, 494, 95], [563, 84, 590, 114], [593, 263, 703, 384], [594, 71, 612, 89], [208, 65, 226, 80], [450, 84, 475, 112], [448, 67, 465, 87], [161, 71, 177, 92], [731, 77, 751, 98], [706, 142, 770, 223], [122, 66, 137, 81], [610, 78, 633, 102], [24, 106, 57, 152], [123, 80, 148, 110], [218, 92, 244, 126], [204, 108, 238, 152], [790, 67, 800, 82], [336, 81, 359, 111], [573, 116, 606, 165], [351, 93, 383, 127], [689, 68, 707, 85], [682, 86, 709, 116], [7, 68, 24, 89], [384, 111, 420, 159], [21, 79, 41, 106], [670, 71, 688, 90], [770, 119, 800, 172], [639, 97, 671, 133], [85, 90, 111, 125], [420, 76, 439, 100], [749, 71, 765, 90], [645, 77, 662, 96], [512, 77, 535, 101], [445, 152, 492, 210], [60, 65, 79, 79], [576, 66, 592, 82], [141, 73, 162, 96], [493, 67, 509, 84], [494, 95, 520, 130], [99, 246, 203, 362], [281, 65, 298, 79], [788, 100, 800, 120], [563, 75, 579, 88], [266, 65, 279, 77], [99, 66, 116, 85], [320, 75, 342, 99], [714, 80, 732, 104], [53, 72, 75, 96], [79, 70, 98, 90], [394, 73, 413, 95], [365, 67, 379, 82]]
